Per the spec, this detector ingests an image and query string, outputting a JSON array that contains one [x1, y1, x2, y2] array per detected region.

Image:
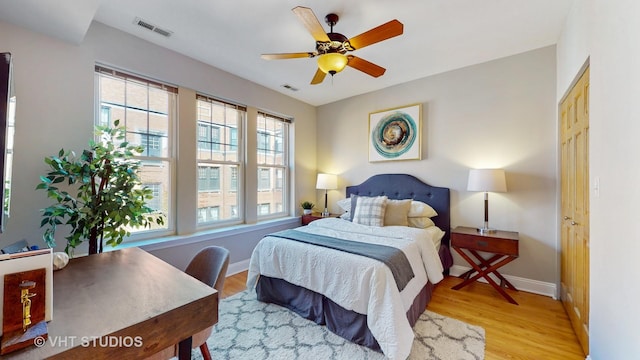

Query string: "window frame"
[[256, 111, 290, 220], [196, 93, 246, 228], [95, 65, 297, 243], [94, 65, 177, 240]]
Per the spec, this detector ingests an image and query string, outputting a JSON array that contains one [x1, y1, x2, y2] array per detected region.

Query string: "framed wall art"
[[368, 103, 422, 162]]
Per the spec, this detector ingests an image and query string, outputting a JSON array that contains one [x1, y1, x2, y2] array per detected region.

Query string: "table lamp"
[[316, 173, 337, 217], [467, 169, 507, 234]]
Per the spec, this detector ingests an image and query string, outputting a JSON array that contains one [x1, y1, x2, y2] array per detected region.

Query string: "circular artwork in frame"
[[369, 104, 422, 162]]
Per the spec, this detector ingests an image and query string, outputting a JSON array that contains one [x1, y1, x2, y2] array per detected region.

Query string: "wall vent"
[[153, 27, 172, 37], [281, 84, 299, 92], [134, 17, 173, 38]]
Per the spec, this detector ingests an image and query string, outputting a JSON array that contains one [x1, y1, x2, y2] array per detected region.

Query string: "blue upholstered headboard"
[[345, 174, 451, 248]]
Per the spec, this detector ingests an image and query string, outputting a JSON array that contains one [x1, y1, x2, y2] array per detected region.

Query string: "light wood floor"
[[222, 272, 585, 360]]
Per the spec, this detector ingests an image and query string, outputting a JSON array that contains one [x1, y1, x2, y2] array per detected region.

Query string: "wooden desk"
[[451, 226, 520, 305], [7, 247, 218, 359]]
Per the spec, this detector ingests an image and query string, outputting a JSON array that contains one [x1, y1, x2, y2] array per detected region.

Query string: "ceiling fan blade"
[[348, 19, 403, 50], [310, 68, 327, 85], [292, 6, 330, 42], [347, 56, 386, 78], [261, 52, 316, 60]]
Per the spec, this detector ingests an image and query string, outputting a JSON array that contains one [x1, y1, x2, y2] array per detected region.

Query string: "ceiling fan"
[[261, 6, 404, 85]]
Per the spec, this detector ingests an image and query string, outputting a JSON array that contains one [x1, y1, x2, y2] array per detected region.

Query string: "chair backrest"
[[184, 246, 230, 293]]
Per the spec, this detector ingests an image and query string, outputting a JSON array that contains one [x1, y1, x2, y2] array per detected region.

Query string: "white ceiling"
[[0, 0, 574, 106]]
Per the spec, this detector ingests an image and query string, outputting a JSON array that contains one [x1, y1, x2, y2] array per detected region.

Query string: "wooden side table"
[[301, 213, 337, 225], [451, 226, 520, 305]]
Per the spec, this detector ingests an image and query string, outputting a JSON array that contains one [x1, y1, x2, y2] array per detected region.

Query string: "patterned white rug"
[[195, 290, 485, 360]]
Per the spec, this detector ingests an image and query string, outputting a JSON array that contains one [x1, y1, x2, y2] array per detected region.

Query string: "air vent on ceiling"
[[134, 17, 173, 38], [281, 84, 299, 92], [153, 27, 172, 37]]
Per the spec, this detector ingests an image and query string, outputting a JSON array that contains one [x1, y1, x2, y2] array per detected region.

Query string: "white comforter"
[[246, 218, 445, 360]]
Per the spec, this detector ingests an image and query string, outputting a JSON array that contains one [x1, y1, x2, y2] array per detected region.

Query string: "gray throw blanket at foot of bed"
[[268, 229, 415, 291]]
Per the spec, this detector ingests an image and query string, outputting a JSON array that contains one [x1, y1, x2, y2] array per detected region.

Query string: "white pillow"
[[336, 198, 351, 211], [407, 216, 436, 229], [336, 197, 353, 220], [408, 200, 438, 218], [352, 196, 388, 227]]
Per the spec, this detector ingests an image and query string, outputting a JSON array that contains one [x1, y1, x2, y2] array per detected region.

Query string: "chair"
[[185, 246, 230, 360], [146, 246, 229, 360]]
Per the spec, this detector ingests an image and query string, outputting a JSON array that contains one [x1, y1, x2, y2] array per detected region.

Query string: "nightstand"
[[450, 226, 520, 305], [301, 213, 338, 225]]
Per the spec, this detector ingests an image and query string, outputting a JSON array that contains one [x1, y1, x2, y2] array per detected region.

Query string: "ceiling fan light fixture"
[[317, 53, 348, 75]]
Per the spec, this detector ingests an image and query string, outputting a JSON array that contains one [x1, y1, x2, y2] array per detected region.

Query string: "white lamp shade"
[[467, 169, 507, 192], [316, 173, 337, 190]]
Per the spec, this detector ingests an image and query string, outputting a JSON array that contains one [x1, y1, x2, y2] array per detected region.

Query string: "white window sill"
[[116, 216, 299, 252]]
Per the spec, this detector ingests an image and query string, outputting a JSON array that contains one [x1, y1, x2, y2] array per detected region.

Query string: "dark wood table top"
[[452, 226, 519, 241], [6, 247, 218, 359]]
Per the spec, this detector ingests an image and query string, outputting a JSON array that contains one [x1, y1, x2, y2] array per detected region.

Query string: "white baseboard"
[[449, 265, 557, 299], [224, 262, 558, 299], [226, 258, 250, 277]]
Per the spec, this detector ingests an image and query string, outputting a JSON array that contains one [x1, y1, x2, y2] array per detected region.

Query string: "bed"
[[246, 174, 452, 360]]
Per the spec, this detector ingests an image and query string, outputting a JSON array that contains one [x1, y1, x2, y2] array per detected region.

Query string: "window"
[[258, 168, 270, 191], [230, 128, 238, 151], [100, 106, 111, 127], [230, 167, 238, 191], [196, 94, 245, 226], [257, 131, 269, 153], [197, 124, 210, 151], [276, 167, 283, 189], [198, 124, 221, 151], [95, 65, 176, 235], [198, 166, 220, 191], [198, 206, 220, 223], [258, 203, 270, 215], [256, 112, 290, 218], [141, 132, 163, 158], [144, 183, 162, 211]]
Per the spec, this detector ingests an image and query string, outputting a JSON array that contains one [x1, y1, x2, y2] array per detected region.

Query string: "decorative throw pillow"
[[352, 196, 388, 227], [349, 194, 360, 221], [383, 199, 412, 226], [408, 200, 438, 218]]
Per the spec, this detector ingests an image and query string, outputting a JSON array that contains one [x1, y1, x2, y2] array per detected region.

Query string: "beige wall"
[[558, 0, 640, 357], [316, 46, 558, 284], [0, 20, 316, 264]]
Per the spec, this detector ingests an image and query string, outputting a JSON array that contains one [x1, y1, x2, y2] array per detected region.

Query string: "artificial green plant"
[[36, 120, 164, 255], [300, 201, 315, 210]]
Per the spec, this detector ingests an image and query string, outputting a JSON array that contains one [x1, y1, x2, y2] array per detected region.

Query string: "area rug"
[[195, 290, 485, 360]]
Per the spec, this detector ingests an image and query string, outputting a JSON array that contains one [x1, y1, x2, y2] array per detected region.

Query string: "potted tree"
[[300, 201, 315, 215], [36, 120, 164, 256]]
